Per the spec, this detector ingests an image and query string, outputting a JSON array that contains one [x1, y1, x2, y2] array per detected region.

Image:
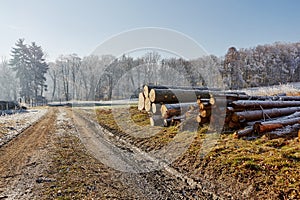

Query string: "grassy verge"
[[96, 106, 300, 199], [96, 107, 180, 152]]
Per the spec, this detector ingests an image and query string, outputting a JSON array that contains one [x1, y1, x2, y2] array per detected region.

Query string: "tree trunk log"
[[244, 111, 300, 126], [228, 120, 242, 129], [149, 89, 214, 103], [211, 94, 274, 102], [233, 127, 254, 139], [160, 103, 199, 119], [143, 84, 219, 97], [277, 96, 300, 101], [231, 107, 300, 123], [232, 100, 300, 110], [266, 124, 300, 139], [253, 117, 300, 133]]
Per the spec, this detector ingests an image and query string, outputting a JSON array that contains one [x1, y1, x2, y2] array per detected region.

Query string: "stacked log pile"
[[138, 85, 300, 139]]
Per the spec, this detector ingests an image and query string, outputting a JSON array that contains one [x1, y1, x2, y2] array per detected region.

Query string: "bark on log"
[[143, 84, 219, 97], [226, 91, 247, 95], [232, 100, 300, 110], [148, 87, 248, 104], [160, 103, 199, 119], [231, 107, 300, 123], [253, 117, 300, 133], [277, 96, 300, 101], [228, 120, 242, 129], [279, 111, 300, 120], [210, 94, 273, 102], [245, 111, 300, 126], [254, 123, 283, 133], [266, 124, 300, 139], [138, 93, 145, 111], [149, 89, 214, 103], [233, 127, 254, 139]]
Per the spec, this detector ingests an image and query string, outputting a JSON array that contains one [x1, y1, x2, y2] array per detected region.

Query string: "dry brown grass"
[[95, 106, 300, 199], [244, 83, 300, 96]]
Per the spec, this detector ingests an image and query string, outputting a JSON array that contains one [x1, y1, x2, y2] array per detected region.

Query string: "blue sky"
[[0, 0, 300, 61]]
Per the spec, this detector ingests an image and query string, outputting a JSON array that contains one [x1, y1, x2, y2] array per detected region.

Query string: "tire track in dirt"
[[69, 109, 162, 199], [71, 108, 215, 199], [43, 107, 147, 199], [0, 108, 56, 199]]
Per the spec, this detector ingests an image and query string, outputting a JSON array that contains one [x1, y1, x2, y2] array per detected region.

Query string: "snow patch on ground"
[[0, 108, 48, 147], [55, 108, 76, 136]]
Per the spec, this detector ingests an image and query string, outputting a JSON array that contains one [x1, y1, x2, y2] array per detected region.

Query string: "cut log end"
[[143, 85, 149, 98], [144, 98, 151, 112], [138, 93, 145, 111], [209, 97, 215, 105], [149, 89, 156, 103], [199, 110, 207, 118]]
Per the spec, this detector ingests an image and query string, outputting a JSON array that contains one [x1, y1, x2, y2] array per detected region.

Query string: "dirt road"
[[0, 108, 56, 199], [0, 107, 214, 199]]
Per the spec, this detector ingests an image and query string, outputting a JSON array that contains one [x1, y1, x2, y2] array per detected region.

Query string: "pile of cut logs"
[[138, 85, 300, 139]]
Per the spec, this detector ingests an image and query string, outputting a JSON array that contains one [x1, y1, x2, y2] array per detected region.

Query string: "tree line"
[[223, 42, 300, 89], [2, 39, 49, 103], [1, 39, 300, 102]]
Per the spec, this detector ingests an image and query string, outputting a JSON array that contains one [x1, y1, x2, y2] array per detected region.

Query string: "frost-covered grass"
[[243, 83, 300, 96], [0, 108, 48, 147]]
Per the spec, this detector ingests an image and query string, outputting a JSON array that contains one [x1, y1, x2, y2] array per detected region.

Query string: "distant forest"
[[1, 40, 300, 102]]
